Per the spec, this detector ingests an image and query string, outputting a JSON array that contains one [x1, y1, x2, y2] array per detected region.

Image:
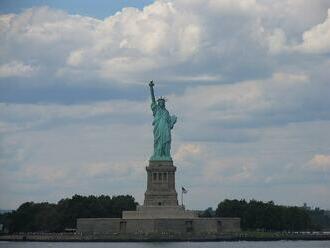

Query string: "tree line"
[[214, 199, 330, 231], [0, 194, 137, 233], [1, 196, 329, 233]]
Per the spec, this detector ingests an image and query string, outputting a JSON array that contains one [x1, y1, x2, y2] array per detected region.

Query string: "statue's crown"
[[157, 96, 167, 102]]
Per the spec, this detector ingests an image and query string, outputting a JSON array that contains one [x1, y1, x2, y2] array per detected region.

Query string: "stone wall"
[[77, 218, 122, 234], [123, 206, 198, 219], [77, 217, 240, 235]]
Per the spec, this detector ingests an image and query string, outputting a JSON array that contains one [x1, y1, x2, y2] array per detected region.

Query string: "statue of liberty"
[[148, 81, 177, 161]]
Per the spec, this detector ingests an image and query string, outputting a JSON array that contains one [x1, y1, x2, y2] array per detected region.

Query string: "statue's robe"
[[151, 102, 176, 160]]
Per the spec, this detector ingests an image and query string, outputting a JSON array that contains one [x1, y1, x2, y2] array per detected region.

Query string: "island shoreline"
[[1, 232, 330, 242]]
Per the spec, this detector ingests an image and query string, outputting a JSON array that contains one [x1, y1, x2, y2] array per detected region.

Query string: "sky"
[[0, 0, 330, 211]]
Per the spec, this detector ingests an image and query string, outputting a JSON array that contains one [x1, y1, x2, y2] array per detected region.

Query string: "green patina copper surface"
[[149, 81, 177, 161]]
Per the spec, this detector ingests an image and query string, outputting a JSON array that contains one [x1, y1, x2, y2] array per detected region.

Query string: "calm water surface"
[[1, 241, 330, 248]]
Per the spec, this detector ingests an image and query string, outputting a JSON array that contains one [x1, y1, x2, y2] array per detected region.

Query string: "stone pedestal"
[[122, 160, 198, 219], [144, 160, 178, 207]]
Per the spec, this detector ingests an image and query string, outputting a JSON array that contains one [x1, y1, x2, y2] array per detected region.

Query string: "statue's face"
[[158, 100, 165, 109]]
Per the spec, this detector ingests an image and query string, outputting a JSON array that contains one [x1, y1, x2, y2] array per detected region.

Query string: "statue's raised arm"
[[149, 80, 156, 104]]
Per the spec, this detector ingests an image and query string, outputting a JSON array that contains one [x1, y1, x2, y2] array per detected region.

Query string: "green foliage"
[[4, 202, 59, 233], [199, 207, 215, 217], [216, 199, 312, 231], [2, 194, 137, 233], [307, 208, 330, 230]]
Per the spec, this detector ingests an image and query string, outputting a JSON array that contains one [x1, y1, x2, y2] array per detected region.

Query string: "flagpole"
[[181, 187, 183, 207]]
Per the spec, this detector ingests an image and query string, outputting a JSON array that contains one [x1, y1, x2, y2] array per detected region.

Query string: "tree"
[[199, 207, 215, 217], [3, 194, 138, 233], [216, 199, 313, 231]]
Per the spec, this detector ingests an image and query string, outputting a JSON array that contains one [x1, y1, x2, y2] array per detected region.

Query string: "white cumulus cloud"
[[295, 9, 330, 53], [308, 154, 330, 171], [0, 61, 38, 77], [1, 0, 330, 209], [2, 1, 329, 84]]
